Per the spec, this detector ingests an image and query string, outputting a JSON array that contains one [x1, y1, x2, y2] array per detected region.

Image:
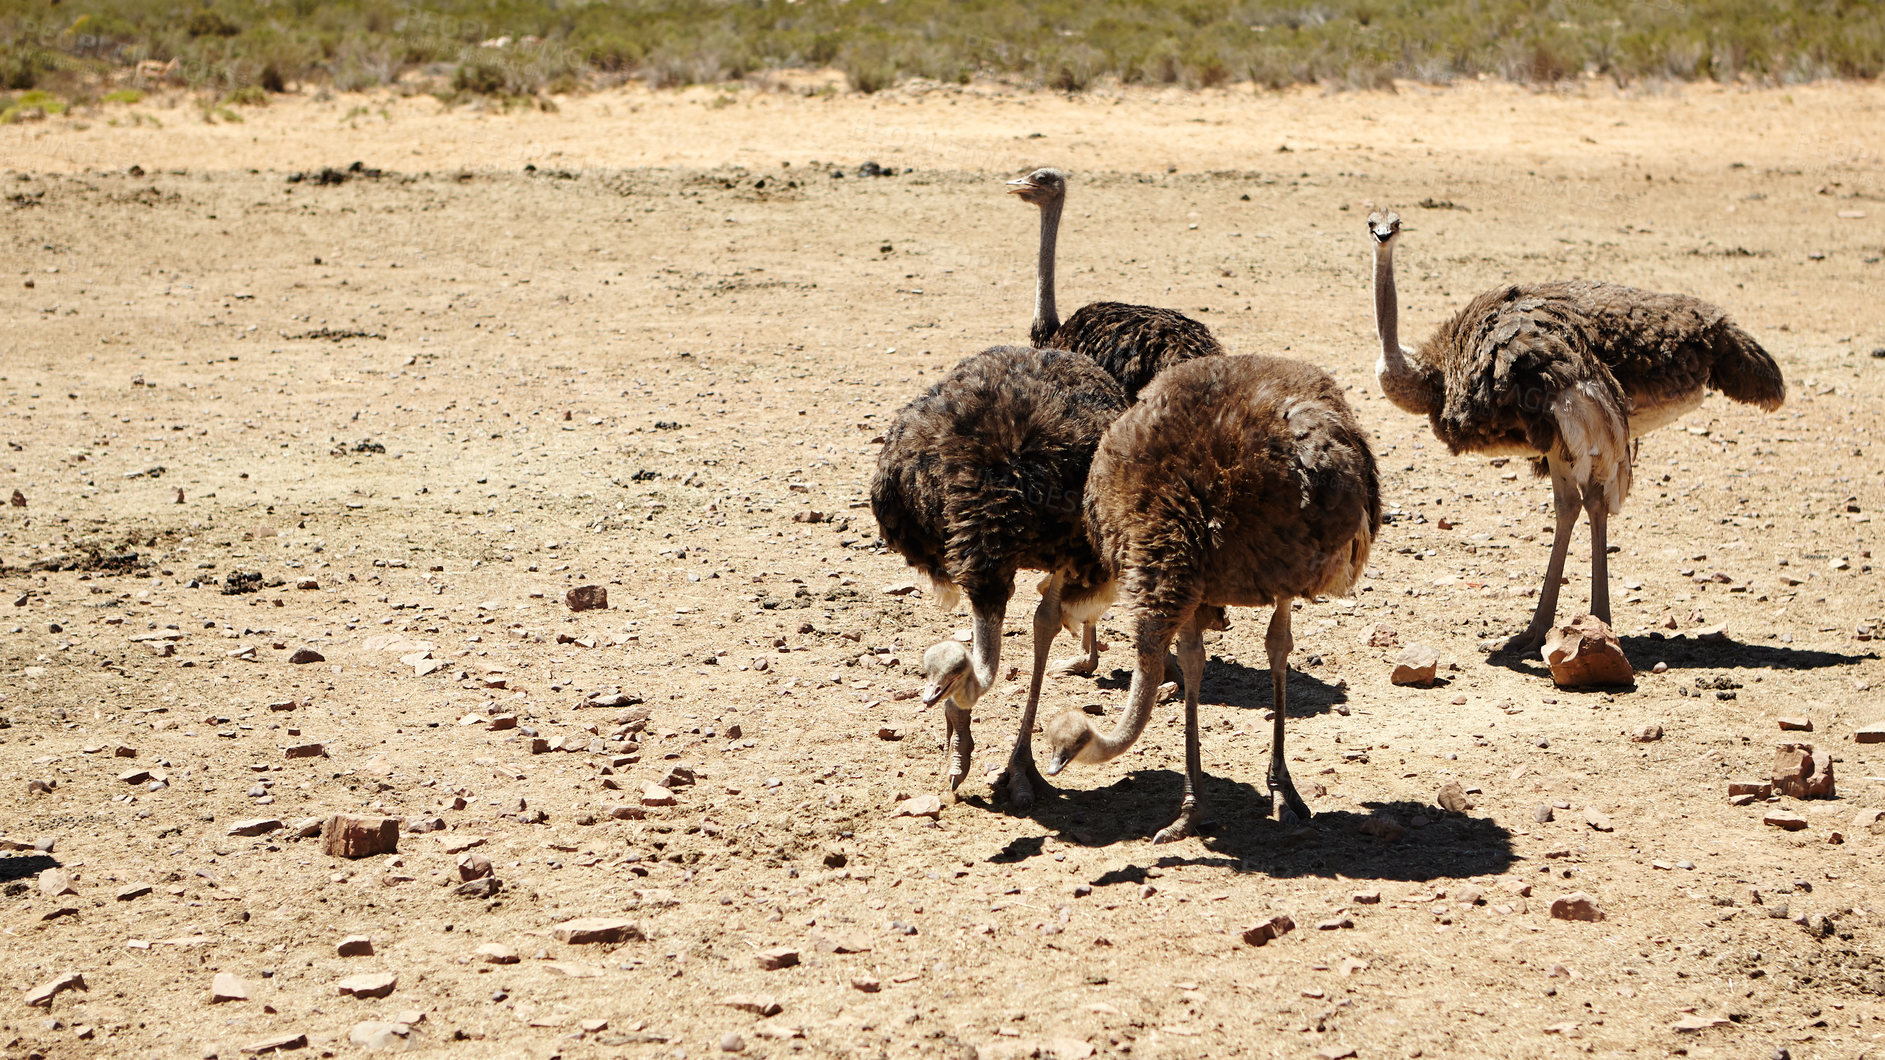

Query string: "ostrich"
[[872, 345, 1126, 809], [1008, 168, 1223, 400], [1043, 355, 1381, 842], [1368, 210, 1786, 652]]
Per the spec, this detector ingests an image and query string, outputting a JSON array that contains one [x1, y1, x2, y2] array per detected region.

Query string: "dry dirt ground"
[[2, 78, 1885, 1060]]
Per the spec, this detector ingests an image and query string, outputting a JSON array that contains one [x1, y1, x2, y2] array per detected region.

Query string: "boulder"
[[1543, 616, 1634, 688], [1389, 644, 1438, 686]]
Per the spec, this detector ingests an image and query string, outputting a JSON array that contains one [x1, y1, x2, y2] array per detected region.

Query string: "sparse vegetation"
[[0, 88, 65, 123], [0, 0, 1879, 98]]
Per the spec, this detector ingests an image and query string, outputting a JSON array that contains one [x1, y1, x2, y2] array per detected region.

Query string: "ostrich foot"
[[942, 704, 974, 794], [1268, 766, 1312, 824], [1498, 627, 1549, 655], [1152, 798, 1203, 844], [1050, 652, 1098, 676], [995, 753, 1051, 810]]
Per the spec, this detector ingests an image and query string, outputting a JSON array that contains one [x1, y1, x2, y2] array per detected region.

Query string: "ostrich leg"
[[1051, 620, 1100, 675], [1265, 600, 1311, 823], [943, 605, 1005, 792], [1504, 459, 1582, 653], [1585, 492, 1612, 626], [999, 574, 1064, 809], [1152, 617, 1208, 844]]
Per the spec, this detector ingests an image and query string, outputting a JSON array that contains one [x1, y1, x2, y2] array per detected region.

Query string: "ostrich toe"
[[943, 704, 975, 793]]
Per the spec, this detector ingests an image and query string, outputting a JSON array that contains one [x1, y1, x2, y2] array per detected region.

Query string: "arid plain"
[[3, 79, 1884, 1059]]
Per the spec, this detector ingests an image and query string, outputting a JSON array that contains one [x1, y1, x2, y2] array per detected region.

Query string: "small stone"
[[756, 947, 800, 970], [1455, 884, 1486, 905], [240, 1032, 308, 1055], [1671, 1014, 1731, 1032], [551, 918, 644, 945], [1390, 644, 1439, 686], [640, 782, 677, 807], [808, 928, 872, 954], [455, 877, 500, 898], [893, 795, 943, 819], [1764, 810, 1808, 831], [284, 742, 326, 759], [1549, 892, 1603, 922], [1584, 807, 1615, 833], [212, 972, 249, 1003], [565, 585, 608, 612], [476, 943, 517, 964], [1533, 804, 1555, 823], [1632, 723, 1663, 742], [1315, 916, 1355, 930], [348, 1021, 411, 1051], [336, 973, 397, 999], [24, 972, 85, 1008], [323, 814, 400, 858], [38, 868, 77, 897], [1543, 616, 1634, 687], [337, 935, 374, 957], [720, 1033, 746, 1053], [1855, 808, 1885, 835], [579, 1018, 608, 1033], [292, 817, 324, 838], [1352, 889, 1381, 905], [1241, 914, 1295, 947], [228, 818, 284, 838], [457, 853, 493, 880], [1436, 780, 1472, 813], [1728, 780, 1773, 798], [1361, 623, 1400, 649], [288, 648, 325, 664], [1778, 716, 1813, 732], [876, 726, 903, 741], [1772, 743, 1835, 799], [116, 883, 152, 901], [852, 976, 882, 992], [1855, 722, 1885, 744], [721, 994, 782, 1016], [405, 816, 445, 834]]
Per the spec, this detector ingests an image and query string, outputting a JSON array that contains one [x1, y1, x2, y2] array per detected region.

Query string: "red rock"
[[336, 973, 397, 999], [228, 818, 283, 837], [322, 814, 400, 858], [1361, 624, 1401, 649], [287, 648, 325, 664], [457, 853, 493, 880], [1390, 644, 1438, 686], [1763, 810, 1808, 831], [1543, 616, 1634, 687], [1856, 722, 1885, 744], [284, 742, 326, 759], [1549, 892, 1603, 922], [721, 994, 782, 1016], [1436, 781, 1472, 813], [551, 918, 644, 945], [476, 943, 517, 964], [565, 585, 608, 612], [1241, 914, 1295, 946], [851, 976, 882, 993], [1777, 716, 1813, 732], [1632, 724, 1663, 742], [1772, 743, 1835, 799], [336, 935, 374, 957], [640, 783, 677, 807], [756, 947, 800, 970], [1727, 781, 1773, 799]]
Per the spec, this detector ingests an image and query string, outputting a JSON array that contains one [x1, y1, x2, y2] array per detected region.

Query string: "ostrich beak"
[[1044, 749, 1069, 776], [1005, 177, 1037, 195], [920, 676, 951, 707]]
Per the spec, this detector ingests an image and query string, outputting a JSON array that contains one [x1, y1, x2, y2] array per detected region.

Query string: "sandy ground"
[[2, 78, 1884, 1060]]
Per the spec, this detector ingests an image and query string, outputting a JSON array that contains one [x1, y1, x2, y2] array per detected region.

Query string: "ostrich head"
[[921, 640, 983, 710], [1367, 211, 1402, 247], [1007, 167, 1067, 207], [1043, 708, 1103, 775]]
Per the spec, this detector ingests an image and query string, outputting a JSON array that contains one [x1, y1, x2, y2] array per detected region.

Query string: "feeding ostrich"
[[1043, 355, 1381, 841], [871, 346, 1126, 808], [1008, 168, 1223, 400], [1368, 210, 1785, 652]]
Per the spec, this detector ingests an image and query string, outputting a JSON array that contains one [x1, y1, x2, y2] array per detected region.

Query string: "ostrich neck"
[[968, 607, 1003, 699], [1372, 243, 1436, 416], [1077, 646, 1163, 762], [1029, 200, 1062, 348]]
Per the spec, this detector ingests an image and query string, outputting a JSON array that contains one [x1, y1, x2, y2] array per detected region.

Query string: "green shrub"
[[103, 88, 144, 104]]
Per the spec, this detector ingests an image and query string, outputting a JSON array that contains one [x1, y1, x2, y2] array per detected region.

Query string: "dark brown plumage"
[[1369, 210, 1785, 652], [1009, 168, 1223, 400], [872, 345, 1126, 803], [1045, 354, 1380, 841]]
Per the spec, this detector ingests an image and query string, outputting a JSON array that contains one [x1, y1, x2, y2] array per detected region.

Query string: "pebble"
[[25, 972, 85, 1008], [1533, 804, 1555, 823], [336, 973, 397, 999], [565, 585, 608, 611], [1584, 807, 1615, 833], [1389, 644, 1438, 686], [1352, 889, 1380, 905], [1241, 914, 1295, 947], [1763, 810, 1808, 831], [337, 935, 374, 957], [38, 868, 77, 897], [476, 943, 518, 964], [1632, 724, 1663, 742], [284, 742, 326, 759], [348, 1021, 412, 1050], [893, 795, 943, 819], [720, 1033, 746, 1053], [211, 972, 249, 1003], [640, 783, 677, 807], [1436, 781, 1472, 813], [1777, 716, 1813, 732], [227, 818, 282, 838], [458, 853, 494, 880], [240, 1032, 307, 1055], [852, 976, 882, 992], [756, 947, 800, 970], [721, 994, 782, 1016], [287, 648, 326, 664], [116, 883, 152, 901], [1548, 893, 1603, 922], [1855, 722, 1885, 744]]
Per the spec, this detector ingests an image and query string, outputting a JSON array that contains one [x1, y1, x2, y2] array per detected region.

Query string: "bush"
[[453, 57, 509, 95], [187, 8, 240, 39], [102, 89, 144, 104]]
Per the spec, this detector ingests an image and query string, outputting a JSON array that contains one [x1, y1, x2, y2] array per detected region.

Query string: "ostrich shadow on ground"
[[992, 770, 1514, 883], [1091, 658, 1349, 715], [1485, 636, 1870, 680]]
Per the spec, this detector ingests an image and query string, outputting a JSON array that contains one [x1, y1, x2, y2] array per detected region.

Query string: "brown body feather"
[[872, 346, 1125, 614], [1086, 354, 1380, 638], [1045, 301, 1224, 402]]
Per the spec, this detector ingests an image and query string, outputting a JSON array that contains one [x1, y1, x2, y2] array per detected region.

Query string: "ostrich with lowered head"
[[1044, 354, 1380, 841], [1368, 210, 1785, 652], [1008, 167, 1222, 400], [872, 346, 1126, 809]]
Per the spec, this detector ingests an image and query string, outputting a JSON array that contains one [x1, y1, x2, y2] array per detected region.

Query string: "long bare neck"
[[1029, 199, 1062, 348], [1372, 242, 1437, 415], [1076, 645, 1164, 762], [968, 607, 1003, 697]]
